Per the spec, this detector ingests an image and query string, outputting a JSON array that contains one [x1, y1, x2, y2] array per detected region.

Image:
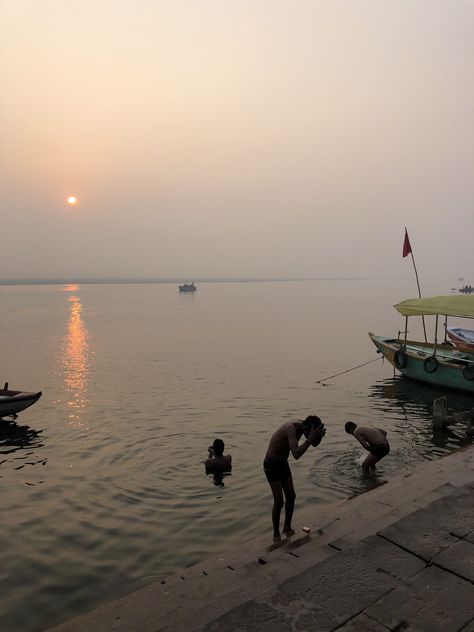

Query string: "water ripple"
[[1, 281, 471, 631]]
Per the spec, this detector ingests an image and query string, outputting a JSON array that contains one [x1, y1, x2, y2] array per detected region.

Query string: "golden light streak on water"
[[63, 283, 79, 292], [62, 289, 90, 427]]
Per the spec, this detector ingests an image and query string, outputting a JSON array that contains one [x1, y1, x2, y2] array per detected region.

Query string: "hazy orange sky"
[[1, 0, 473, 281]]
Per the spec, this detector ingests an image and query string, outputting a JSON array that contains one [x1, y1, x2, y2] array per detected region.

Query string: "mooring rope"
[[315, 356, 383, 386]]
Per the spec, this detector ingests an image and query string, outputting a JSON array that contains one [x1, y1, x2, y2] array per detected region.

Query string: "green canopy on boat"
[[394, 295, 474, 318]]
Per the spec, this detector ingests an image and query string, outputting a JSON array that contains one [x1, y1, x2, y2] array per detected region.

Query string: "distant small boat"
[[178, 282, 197, 293], [0, 383, 42, 419], [459, 285, 473, 294]]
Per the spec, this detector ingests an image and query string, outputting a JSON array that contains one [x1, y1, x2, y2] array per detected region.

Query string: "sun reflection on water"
[[62, 288, 91, 427]]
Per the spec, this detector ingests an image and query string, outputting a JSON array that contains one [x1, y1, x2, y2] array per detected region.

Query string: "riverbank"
[[51, 444, 474, 631]]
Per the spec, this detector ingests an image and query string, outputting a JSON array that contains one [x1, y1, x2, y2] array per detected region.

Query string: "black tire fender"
[[394, 349, 408, 369], [462, 362, 474, 381], [423, 355, 439, 374]]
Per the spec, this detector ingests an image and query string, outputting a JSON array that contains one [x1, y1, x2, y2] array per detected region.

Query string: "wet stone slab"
[[201, 600, 291, 632], [200, 535, 424, 632], [366, 565, 474, 632], [378, 485, 474, 561], [460, 618, 474, 632], [432, 538, 474, 582], [335, 613, 390, 631]]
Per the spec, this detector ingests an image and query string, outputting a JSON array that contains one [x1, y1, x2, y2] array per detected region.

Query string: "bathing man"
[[205, 439, 232, 473], [344, 422, 390, 476], [264, 416, 326, 541]]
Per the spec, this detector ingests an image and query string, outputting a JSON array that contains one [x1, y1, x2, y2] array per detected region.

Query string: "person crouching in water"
[[263, 416, 326, 541], [345, 421, 390, 477]]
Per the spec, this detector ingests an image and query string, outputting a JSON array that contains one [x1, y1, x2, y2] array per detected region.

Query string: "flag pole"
[[410, 250, 423, 298], [405, 227, 427, 342]]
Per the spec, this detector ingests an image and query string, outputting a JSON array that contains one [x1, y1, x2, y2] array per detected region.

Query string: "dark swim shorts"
[[263, 458, 292, 483], [368, 443, 390, 459]]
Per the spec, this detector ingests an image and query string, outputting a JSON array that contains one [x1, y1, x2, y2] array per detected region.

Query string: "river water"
[[0, 279, 470, 630]]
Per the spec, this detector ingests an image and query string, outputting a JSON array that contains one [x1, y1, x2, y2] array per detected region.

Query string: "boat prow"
[[0, 384, 42, 419]]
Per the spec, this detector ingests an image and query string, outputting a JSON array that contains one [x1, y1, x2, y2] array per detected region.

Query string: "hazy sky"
[[1, 0, 473, 281]]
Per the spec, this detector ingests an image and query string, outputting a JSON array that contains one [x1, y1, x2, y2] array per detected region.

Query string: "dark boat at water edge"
[[0, 383, 42, 419]]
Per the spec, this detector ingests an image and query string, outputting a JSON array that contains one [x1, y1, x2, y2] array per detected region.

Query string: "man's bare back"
[[205, 454, 232, 472], [353, 425, 387, 448], [205, 439, 232, 473]]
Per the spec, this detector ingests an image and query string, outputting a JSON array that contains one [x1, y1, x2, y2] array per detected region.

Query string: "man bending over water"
[[344, 422, 390, 477], [264, 416, 326, 541]]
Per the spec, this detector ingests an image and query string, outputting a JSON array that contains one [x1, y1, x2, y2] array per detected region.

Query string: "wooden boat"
[[447, 327, 474, 351], [0, 383, 42, 418], [178, 282, 197, 293], [369, 295, 474, 394]]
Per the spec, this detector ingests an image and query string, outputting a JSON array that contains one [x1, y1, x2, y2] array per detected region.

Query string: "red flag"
[[403, 229, 412, 258]]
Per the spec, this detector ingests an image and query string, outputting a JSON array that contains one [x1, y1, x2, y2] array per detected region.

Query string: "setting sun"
[[67, 196, 77, 205]]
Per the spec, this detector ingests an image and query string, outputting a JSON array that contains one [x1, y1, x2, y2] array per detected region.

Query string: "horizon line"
[[0, 275, 403, 286]]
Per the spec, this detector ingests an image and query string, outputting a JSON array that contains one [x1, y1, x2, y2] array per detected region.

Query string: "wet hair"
[[212, 439, 225, 456], [345, 421, 357, 434], [302, 415, 322, 429]]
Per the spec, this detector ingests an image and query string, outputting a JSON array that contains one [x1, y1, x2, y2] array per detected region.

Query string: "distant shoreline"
[[0, 276, 402, 286]]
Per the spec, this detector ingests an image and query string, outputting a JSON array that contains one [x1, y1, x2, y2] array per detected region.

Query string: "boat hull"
[[0, 391, 42, 418], [369, 333, 474, 394], [447, 327, 474, 351]]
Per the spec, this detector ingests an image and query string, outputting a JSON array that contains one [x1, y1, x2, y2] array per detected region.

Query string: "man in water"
[[263, 416, 326, 541], [344, 421, 390, 476], [205, 439, 232, 473]]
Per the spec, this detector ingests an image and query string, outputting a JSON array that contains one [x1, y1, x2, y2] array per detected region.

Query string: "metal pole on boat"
[[404, 316, 408, 347], [444, 315, 448, 343], [404, 227, 427, 343], [434, 314, 439, 354], [409, 250, 427, 343]]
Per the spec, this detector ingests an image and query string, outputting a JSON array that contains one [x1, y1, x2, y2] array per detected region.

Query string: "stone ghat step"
[[50, 446, 474, 632], [166, 485, 474, 632]]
